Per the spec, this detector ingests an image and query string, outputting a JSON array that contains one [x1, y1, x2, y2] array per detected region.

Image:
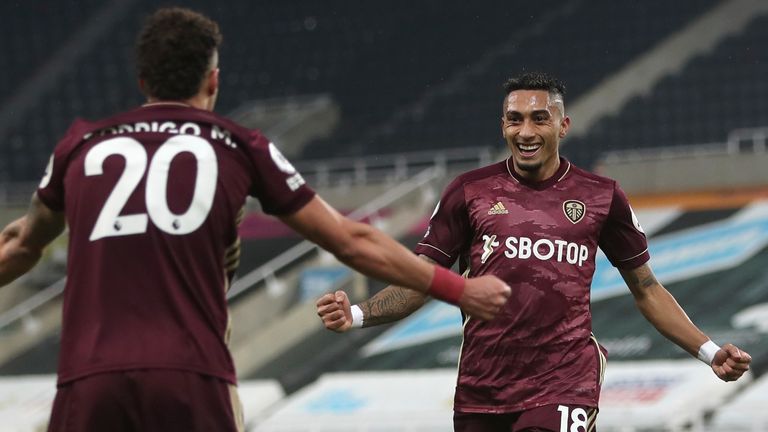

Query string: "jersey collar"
[[140, 101, 194, 109], [505, 156, 571, 190]]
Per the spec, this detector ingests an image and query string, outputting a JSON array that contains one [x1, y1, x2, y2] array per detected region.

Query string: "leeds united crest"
[[563, 200, 586, 224]]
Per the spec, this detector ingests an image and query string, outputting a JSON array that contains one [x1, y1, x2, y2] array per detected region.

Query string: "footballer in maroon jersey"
[[317, 72, 752, 432], [0, 7, 511, 432], [37, 103, 317, 386], [416, 157, 647, 414]]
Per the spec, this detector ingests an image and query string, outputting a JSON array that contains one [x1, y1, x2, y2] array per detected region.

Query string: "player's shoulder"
[[446, 160, 508, 191], [197, 109, 272, 152], [564, 160, 617, 190], [197, 109, 263, 141], [52, 108, 155, 153], [53, 117, 104, 155]]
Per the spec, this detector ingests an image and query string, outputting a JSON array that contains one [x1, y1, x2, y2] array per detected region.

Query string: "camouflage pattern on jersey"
[[415, 158, 648, 413]]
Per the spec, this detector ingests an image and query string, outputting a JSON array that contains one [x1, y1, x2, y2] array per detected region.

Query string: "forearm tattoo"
[[360, 287, 427, 327]]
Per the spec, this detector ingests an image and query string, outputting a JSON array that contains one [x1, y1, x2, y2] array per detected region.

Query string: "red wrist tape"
[[428, 266, 465, 305]]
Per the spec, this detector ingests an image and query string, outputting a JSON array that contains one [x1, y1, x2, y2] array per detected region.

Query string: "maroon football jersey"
[[36, 103, 315, 385], [414, 157, 649, 413]]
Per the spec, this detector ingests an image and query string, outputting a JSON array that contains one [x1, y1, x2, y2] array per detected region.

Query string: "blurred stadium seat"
[[0, 0, 725, 183], [1, 1, 768, 431]]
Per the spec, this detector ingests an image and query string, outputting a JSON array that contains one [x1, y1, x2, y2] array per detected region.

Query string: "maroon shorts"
[[454, 404, 598, 432], [47, 370, 243, 432]]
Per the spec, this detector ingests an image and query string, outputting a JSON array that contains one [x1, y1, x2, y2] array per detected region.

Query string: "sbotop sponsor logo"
[[480, 234, 589, 267]]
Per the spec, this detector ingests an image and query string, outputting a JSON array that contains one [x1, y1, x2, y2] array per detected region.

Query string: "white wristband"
[[350, 305, 364, 328], [697, 340, 721, 365]]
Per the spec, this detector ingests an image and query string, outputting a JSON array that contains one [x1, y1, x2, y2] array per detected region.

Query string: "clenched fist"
[[458, 275, 511, 321], [712, 343, 752, 382], [316, 290, 353, 332]]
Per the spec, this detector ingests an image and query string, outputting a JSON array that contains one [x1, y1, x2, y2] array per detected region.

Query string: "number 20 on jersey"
[[84, 135, 218, 240]]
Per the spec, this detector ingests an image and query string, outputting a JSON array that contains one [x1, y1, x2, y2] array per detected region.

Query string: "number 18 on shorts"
[[454, 403, 597, 432]]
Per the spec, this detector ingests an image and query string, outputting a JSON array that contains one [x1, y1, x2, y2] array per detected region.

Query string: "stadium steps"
[[0, 298, 62, 373], [229, 178, 440, 379], [310, 0, 725, 159], [3, 0, 731, 182], [566, 2, 768, 167]]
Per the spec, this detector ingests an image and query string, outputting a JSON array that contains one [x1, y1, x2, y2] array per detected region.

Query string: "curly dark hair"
[[136, 7, 222, 101], [503, 72, 566, 101]]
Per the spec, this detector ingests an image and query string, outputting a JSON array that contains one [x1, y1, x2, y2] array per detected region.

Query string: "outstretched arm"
[[0, 193, 65, 287], [620, 263, 751, 382], [283, 196, 509, 320]]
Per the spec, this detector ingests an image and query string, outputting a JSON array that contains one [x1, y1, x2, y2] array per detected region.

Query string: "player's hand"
[[316, 290, 353, 333], [459, 275, 511, 321], [711, 343, 752, 382]]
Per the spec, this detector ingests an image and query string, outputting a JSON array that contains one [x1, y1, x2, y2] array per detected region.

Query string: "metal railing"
[[0, 182, 38, 207], [599, 126, 768, 164], [295, 146, 492, 188], [599, 142, 727, 163], [0, 163, 446, 330], [226, 165, 442, 301], [0, 279, 66, 330]]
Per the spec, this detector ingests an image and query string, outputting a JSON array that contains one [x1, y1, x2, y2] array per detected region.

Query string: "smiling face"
[[501, 89, 570, 181]]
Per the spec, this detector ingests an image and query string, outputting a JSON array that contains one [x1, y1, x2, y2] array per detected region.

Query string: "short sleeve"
[[245, 132, 315, 215], [413, 177, 471, 268], [598, 183, 650, 269], [36, 123, 84, 211]]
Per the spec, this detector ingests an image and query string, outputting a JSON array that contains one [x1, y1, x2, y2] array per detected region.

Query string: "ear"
[[559, 116, 571, 138], [207, 68, 219, 96]]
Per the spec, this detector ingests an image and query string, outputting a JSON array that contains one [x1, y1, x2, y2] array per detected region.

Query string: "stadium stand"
[[565, 12, 768, 167], [2, 0, 520, 182], [0, 0, 106, 103], [2, 1, 768, 431], [0, 0, 723, 183], [305, 0, 723, 159], [711, 372, 768, 431]]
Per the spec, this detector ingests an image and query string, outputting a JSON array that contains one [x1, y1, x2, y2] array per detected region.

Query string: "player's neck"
[[512, 157, 561, 182], [145, 95, 212, 111]]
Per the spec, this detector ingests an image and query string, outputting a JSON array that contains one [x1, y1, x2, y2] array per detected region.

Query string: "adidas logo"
[[488, 202, 509, 215]]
